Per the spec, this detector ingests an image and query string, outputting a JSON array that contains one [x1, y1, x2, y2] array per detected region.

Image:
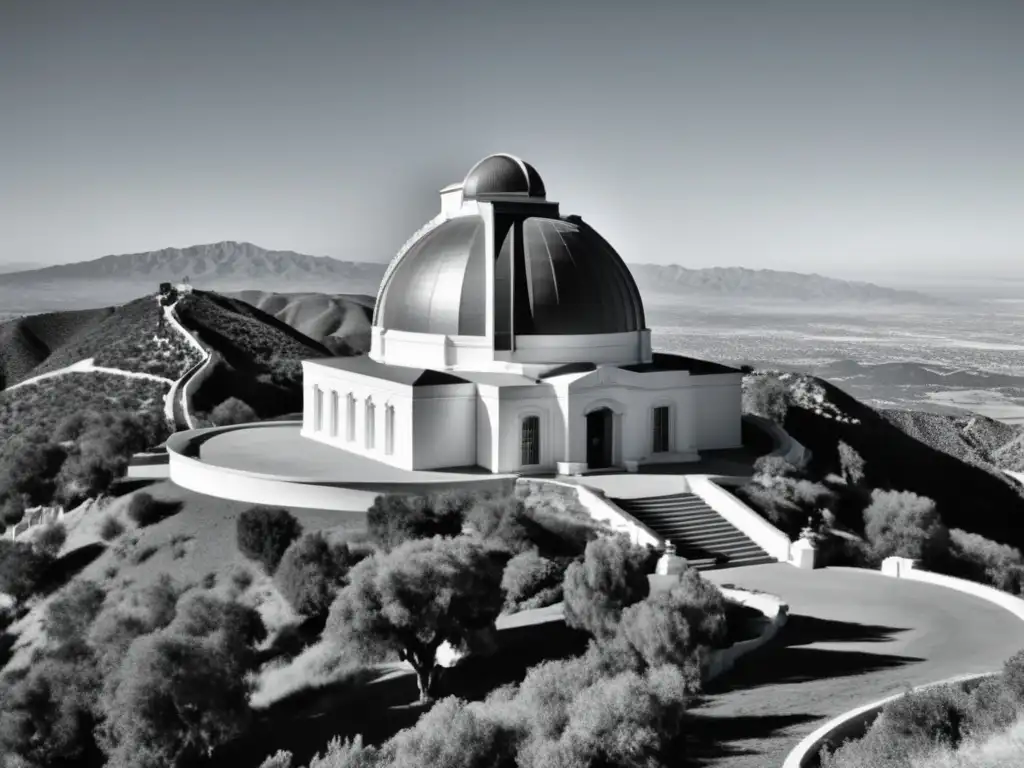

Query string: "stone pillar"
[[656, 542, 687, 576], [881, 556, 919, 578], [790, 538, 817, 570]]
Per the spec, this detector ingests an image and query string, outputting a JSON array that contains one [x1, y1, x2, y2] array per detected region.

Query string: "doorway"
[[586, 408, 614, 469]]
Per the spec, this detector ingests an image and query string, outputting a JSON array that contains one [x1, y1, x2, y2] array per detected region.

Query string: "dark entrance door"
[[586, 408, 613, 469]]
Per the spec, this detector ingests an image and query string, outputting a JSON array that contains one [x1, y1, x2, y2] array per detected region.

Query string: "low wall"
[[518, 478, 665, 550], [782, 672, 995, 768], [706, 586, 789, 682], [687, 475, 793, 563]]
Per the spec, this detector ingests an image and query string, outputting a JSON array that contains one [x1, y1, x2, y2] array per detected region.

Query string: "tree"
[[609, 572, 728, 693], [562, 536, 652, 639], [34, 521, 68, 559], [326, 536, 505, 702], [501, 550, 564, 612], [45, 579, 107, 649], [210, 397, 258, 426], [0, 433, 68, 524], [838, 441, 866, 485], [752, 454, 799, 480], [0, 538, 53, 602], [743, 374, 790, 424], [863, 489, 948, 565], [236, 506, 303, 573], [168, 591, 267, 675], [0, 656, 103, 767], [275, 533, 365, 617], [367, 493, 466, 551], [99, 632, 252, 768]]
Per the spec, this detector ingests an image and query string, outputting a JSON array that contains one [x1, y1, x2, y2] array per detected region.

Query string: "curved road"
[[691, 563, 1024, 767]]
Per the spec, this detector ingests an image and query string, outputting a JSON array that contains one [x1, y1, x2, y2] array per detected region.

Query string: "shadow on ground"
[[685, 712, 821, 766], [220, 619, 588, 766], [38, 542, 106, 596], [704, 614, 921, 694]]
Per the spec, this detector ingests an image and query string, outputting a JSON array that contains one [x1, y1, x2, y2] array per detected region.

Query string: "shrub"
[[34, 521, 68, 559], [838, 441, 866, 485], [862, 489, 949, 566], [743, 373, 790, 424], [99, 514, 126, 541], [129, 544, 159, 565], [468, 495, 603, 559], [275, 533, 365, 617], [0, 538, 53, 602], [821, 683, 971, 767], [948, 528, 1024, 594], [562, 536, 652, 639], [0, 656, 102, 766], [501, 550, 564, 612], [753, 454, 799, 479], [210, 396, 258, 426], [44, 579, 107, 648], [230, 567, 254, 594], [366, 493, 466, 551], [236, 506, 303, 573], [126, 492, 174, 527]]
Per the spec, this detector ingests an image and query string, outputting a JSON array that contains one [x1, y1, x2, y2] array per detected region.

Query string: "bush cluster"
[[822, 649, 1024, 768], [274, 533, 368, 617], [366, 492, 471, 551], [0, 571, 267, 768], [236, 506, 303, 574]]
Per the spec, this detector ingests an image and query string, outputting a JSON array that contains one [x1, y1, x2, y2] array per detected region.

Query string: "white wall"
[[691, 374, 743, 450], [496, 387, 563, 473], [497, 330, 652, 367], [301, 363, 415, 470], [412, 384, 478, 469]]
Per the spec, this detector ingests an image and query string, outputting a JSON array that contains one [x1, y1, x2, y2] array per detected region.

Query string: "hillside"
[[758, 371, 1024, 548], [174, 290, 333, 419], [225, 290, 374, 355], [632, 265, 943, 305], [0, 372, 169, 447], [1, 297, 203, 388], [881, 409, 1021, 471], [0, 307, 115, 388]]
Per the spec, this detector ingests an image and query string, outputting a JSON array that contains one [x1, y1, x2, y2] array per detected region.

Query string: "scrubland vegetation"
[[739, 373, 1024, 599], [0, 476, 748, 768], [822, 649, 1024, 768]]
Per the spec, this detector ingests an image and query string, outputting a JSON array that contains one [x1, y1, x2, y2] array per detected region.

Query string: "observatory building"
[[301, 153, 742, 474]]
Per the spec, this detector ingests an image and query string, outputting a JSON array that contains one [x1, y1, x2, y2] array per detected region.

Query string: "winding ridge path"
[[690, 563, 1024, 767]]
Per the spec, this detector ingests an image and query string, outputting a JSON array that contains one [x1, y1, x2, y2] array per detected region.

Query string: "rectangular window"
[[313, 386, 324, 432], [385, 405, 395, 456], [521, 416, 540, 466], [652, 406, 670, 453], [346, 394, 356, 442], [365, 401, 376, 449], [329, 391, 339, 437]]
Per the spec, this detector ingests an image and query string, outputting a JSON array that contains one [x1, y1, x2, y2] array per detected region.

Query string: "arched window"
[[329, 390, 340, 437], [385, 404, 395, 455], [346, 394, 356, 441], [313, 385, 324, 432], [365, 399, 376, 449], [521, 415, 540, 466]]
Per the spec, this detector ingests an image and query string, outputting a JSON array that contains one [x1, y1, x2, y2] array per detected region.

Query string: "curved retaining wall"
[[706, 586, 789, 682], [783, 556, 1024, 766], [167, 423, 515, 511], [782, 672, 995, 768], [744, 413, 812, 468]]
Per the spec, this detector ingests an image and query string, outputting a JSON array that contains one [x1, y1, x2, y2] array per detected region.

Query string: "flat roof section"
[[307, 354, 469, 387], [620, 352, 741, 376]]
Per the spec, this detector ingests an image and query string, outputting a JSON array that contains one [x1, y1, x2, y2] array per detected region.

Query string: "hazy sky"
[[1, 0, 1022, 280]]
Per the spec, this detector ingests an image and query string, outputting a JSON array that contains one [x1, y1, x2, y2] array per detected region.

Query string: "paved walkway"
[[690, 563, 1024, 767]]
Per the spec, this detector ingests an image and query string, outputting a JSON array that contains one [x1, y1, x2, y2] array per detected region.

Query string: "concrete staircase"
[[611, 492, 776, 571]]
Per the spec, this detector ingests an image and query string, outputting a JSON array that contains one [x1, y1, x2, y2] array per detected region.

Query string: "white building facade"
[[301, 153, 742, 474]]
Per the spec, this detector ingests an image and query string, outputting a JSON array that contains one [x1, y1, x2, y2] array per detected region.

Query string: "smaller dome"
[[462, 153, 546, 200]]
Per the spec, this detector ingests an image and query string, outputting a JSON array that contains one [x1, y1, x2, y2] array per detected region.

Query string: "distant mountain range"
[[0, 241, 943, 310], [628, 264, 943, 305]]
